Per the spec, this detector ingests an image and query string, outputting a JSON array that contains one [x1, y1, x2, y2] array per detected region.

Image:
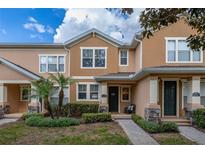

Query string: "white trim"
[[38, 54, 67, 73], [0, 80, 31, 84], [120, 86, 131, 102], [72, 76, 94, 79], [119, 49, 129, 66], [20, 85, 30, 102], [76, 82, 100, 101], [134, 38, 142, 69], [80, 47, 107, 69], [165, 37, 203, 64], [162, 79, 179, 118]]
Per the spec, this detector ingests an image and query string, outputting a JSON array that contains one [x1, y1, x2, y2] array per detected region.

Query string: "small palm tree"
[[31, 77, 54, 119], [49, 73, 75, 118]]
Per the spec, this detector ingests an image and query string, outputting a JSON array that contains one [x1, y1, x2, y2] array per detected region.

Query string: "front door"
[[108, 86, 119, 112], [164, 81, 177, 116]]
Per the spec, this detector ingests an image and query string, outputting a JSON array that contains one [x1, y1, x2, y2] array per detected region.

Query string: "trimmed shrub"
[[132, 114, 178, 133], [25, 116, 80, 127], [82, 113, 112, 123], [62, 102, 99, 117], [192, 108, 205, 128], [22, 112, 43, 120], [160, 121, 178, 132]]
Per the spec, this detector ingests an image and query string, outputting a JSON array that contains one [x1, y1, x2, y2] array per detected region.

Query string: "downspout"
[[134, 38, 143, 70], [63, 45, 71, 103]]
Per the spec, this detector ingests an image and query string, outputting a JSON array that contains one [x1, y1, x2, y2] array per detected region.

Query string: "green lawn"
[[151, 133, 196, 145], [0, 121, 130, 145]]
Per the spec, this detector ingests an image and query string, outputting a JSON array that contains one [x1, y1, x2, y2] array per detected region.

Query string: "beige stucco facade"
[[0, 19, 204, 119]]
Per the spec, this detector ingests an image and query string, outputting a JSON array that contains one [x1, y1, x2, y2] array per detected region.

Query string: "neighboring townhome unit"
[[0, 18, 204, 122]]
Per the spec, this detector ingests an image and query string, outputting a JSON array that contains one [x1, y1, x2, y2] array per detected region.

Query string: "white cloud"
[[28, 16, 37, 23], [0, 29, 7, 35], [23, 16, 54, 34], [54, 9, 142, 43]]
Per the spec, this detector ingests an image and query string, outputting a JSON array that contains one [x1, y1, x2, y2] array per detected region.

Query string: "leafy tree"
[[31, 78, 54, 119], [49, 73, 75, 118], [139, 8, 205, 51]]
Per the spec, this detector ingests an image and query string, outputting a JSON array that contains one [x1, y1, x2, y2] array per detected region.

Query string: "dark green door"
[[164, 81, 177, 116], [108, 87, 119, 112]]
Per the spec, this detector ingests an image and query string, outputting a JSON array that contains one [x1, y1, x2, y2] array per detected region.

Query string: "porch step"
[[111, 114, 131, 120], [161, 118, 191, 126]]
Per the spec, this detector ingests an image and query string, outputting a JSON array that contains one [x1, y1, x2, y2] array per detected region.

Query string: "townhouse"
[[0, 18, 204, 121]]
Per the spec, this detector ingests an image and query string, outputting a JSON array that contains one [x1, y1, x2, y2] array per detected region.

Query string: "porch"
[[147, 75, 205, 121], [0, 81, 41, 114]]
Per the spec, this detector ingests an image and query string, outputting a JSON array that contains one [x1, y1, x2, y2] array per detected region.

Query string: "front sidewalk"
[[117, 119, 159, 145]]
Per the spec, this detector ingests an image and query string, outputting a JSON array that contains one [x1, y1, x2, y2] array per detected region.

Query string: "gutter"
[[134, 38, 143, 69]]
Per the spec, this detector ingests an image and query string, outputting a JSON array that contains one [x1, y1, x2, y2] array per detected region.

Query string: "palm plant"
[[31, 77, 54, 119], [49, 73, 75, 118]]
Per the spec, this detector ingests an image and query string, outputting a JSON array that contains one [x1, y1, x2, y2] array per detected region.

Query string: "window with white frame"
[[121, 86, 131, 102], [120, 49, 129, 66], [20, 85, 30, 101], [77, 83, 99, 100], [50, 87, 69, 105], [39, 55, 65, 73], [81, 48, 106, 68], [166, 38, 202, 63]]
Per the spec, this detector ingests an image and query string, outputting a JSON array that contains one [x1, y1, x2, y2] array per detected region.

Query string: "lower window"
[[77, 83, 99, 100], [121, 86, 131, 102], [20, 85, 30, 101]]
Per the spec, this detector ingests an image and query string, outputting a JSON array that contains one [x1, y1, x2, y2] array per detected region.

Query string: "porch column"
[[28, 84, 40, 113], [186, 76, 204, 112], [0, 83, 4, 108], [145, 77, 160, 122], [99, 82, 109, 112]]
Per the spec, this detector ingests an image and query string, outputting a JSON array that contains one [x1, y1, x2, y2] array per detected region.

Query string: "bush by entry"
[[131, 114, 178, 133], [82, 113, 112, 123], [25, 116, 80, 127], [192, 108, 205, 128], [62, 102, 99, 117]]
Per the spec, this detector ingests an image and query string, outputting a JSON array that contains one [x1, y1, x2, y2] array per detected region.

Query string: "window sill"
[[166, 61, 203, 64]]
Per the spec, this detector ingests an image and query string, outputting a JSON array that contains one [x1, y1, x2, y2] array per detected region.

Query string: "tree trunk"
[[44, 97, 54, 119], [57, 88, 64, 118]]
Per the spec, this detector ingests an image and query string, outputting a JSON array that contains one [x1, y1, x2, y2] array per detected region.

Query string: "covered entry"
[[108, 86, 119, 112]]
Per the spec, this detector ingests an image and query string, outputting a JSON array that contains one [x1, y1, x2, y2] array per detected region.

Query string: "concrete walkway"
[[117, 119, 159, 145], [179, 126, 205, 145], [0, 118, 18, 126]]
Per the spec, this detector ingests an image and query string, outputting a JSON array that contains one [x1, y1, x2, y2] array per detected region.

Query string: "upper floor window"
[[39, 55, 66, 73], [166, 37, 203, 63], [81, 47, 107, 68], [119, 49, 129, 66]]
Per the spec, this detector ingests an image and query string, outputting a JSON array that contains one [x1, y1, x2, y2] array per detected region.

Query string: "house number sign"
[[192, 92, 200, 97]]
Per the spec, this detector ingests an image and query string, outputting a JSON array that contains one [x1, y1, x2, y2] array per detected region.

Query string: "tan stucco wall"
[[70, 36, 136, 76], [0, 64, 31, 80], [0, 49, 69, 78], [131, 77, 149, 117], [5, 84, 29, 113], [142, 18, 204, 68]]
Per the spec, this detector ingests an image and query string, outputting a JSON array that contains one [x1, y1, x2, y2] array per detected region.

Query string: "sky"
[[0, 8, 142, 44]]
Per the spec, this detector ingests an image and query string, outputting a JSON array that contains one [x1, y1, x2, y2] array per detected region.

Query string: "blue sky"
[[0, 8, 141, 43], [0, 8, 65, 43]]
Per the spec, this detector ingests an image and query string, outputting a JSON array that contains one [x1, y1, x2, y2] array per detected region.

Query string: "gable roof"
[[0, 57, 41, 80], [64, 28, 132, 48]]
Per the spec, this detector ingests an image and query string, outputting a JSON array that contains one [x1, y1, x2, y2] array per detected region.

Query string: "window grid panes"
[[78, 84, 87, 100], [120, 50, 128, 65], [82, 48, 106, 68], [40, 55, 65, 73], [90, 84, 99, 99], [167, 39, 201, 63]]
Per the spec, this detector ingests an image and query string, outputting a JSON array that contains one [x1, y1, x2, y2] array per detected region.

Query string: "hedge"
[[192, 108, 205, 128], [131, 114, 178, 133], [22, 112, 44, 120], [82, 113, 112, 123], [62, 102, 99, 116], [25, 116, 80, 127]]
